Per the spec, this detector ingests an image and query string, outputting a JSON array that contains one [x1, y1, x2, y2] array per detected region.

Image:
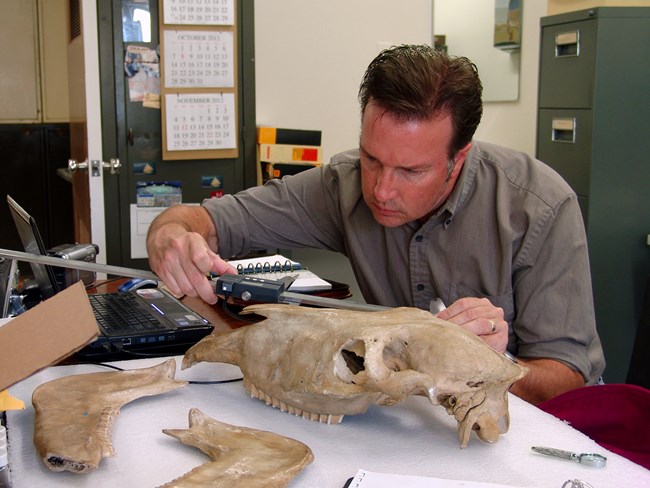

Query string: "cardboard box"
[[0, 281, 100, 392]]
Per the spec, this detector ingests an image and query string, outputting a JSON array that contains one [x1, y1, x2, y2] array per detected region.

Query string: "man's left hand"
[[436, 297, 507, 352]]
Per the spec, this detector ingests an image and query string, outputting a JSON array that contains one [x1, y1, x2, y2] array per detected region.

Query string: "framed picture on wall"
[[494, 0, 521, 50]]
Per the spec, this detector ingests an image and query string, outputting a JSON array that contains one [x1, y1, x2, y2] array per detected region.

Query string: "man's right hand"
[[146, 205, 237, 304]]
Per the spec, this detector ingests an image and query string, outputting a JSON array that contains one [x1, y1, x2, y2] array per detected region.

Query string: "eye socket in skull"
[[341, 349, 365, 374], [335, 340, 367, 384]]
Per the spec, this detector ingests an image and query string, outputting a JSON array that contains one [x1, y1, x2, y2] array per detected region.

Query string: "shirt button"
[[415, 235, 423, 242], [445, 218, 452, 226], [416, 284, 425, 291]]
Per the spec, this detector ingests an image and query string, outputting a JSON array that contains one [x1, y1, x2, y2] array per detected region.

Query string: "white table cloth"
[[5, 356, 649, 487]]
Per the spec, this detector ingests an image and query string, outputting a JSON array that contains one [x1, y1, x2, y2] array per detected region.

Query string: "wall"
[[255, 1, 549, 158], [254, 0, 433, 162], [474, 1, 547, 154], [434, 0, 521, 103], [5, 2, 647, 156]]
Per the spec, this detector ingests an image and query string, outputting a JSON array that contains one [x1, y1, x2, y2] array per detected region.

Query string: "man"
[[147, 45, 605, 405]]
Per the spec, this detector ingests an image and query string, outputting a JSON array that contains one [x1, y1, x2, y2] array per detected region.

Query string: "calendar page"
[[165, 93, 236, 151], [160, 0, 239, 159], [163, 0, 234, 25], [163, 30, 234, 88]]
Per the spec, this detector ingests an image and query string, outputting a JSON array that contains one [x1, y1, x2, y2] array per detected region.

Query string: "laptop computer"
[[7, 195, 213, 358]]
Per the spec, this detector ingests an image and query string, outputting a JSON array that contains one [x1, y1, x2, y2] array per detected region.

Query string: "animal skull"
[[183, 305, 527, 448]]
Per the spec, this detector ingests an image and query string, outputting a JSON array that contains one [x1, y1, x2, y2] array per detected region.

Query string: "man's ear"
[[454, 143, 472, 165], [449, 143, 472, 180]]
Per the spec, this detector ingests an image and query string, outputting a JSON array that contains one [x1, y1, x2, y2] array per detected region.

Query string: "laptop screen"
[[7, 195, 60, 299]]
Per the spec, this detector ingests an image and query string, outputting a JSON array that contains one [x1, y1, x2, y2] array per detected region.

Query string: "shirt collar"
[[429, 142, 480, 228]]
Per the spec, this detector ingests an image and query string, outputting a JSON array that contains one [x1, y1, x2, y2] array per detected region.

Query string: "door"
[[96, 0, 257, 270]]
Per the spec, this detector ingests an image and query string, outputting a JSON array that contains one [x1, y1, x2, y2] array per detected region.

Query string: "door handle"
[[68, 158, 122, 176], [68, 158, 89, 171], [104, 158, 122, 175]]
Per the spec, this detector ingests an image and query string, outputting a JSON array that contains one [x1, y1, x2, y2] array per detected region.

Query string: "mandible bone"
[[161, 408, 313, 487], [183, 305, 527, 448], [32, 358, 187, 472]]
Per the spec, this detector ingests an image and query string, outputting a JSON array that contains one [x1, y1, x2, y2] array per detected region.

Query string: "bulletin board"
[[159, 0, 238, 160]]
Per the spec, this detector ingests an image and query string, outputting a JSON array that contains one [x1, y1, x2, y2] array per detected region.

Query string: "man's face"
[[359, 103, 470, 227]]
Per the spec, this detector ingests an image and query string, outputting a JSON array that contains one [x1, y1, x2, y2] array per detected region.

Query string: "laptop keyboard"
[[89, 293, 167, 335]]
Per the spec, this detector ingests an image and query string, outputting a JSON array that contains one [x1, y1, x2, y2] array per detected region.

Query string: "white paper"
[[349, 469, 535, 488], [165, 93, 236, 151], [163, 0, 234, 25], [129, 203, 203, 260], [163, 30, 234, 88], [129, 205, 165, 259], [226, 254, 331, 292], [227, 253, 300, 271]]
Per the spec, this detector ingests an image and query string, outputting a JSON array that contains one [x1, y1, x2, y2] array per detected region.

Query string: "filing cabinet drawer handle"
[[551, 118, 576, 144], [555, 30, 580, 57]]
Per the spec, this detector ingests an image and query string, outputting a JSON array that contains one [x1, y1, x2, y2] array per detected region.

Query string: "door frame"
[[82, 0, 107, 265], [96, 0, 121, 267]]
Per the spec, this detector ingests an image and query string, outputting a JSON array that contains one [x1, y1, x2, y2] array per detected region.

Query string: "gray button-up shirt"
[[204, 141, 605, 385]]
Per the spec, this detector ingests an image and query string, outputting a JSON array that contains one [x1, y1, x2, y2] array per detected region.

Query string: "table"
[[5, 356, 650, 487]]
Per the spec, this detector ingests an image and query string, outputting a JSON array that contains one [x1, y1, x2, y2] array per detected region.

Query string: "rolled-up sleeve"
[[202, 164, 345, 258]]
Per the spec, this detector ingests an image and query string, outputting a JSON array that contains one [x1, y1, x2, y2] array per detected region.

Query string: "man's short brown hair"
[[359, 44, 483, 159]]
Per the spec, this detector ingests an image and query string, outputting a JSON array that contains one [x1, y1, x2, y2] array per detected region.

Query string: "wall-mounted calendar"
[[163, 30, 234, 88], [160, 0, 238, 160], [165, 93, 236, 151], [163, 0, 234, 26]]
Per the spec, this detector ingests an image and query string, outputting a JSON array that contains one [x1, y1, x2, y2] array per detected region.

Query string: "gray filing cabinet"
[[536, 7, 650, 383]]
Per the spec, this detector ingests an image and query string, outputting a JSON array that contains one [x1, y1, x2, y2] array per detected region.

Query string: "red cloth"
[[537, 384, 650, 470]]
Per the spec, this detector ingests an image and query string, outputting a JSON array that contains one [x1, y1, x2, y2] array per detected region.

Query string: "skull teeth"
[[244, 378, 344, 425]]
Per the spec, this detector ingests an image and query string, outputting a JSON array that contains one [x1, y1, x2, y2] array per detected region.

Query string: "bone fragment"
[[160, 408, 313, 488], [32, 358, 187, 472]]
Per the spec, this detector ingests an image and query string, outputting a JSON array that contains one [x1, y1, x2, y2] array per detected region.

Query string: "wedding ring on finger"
[[488, 319, 496, 334]]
